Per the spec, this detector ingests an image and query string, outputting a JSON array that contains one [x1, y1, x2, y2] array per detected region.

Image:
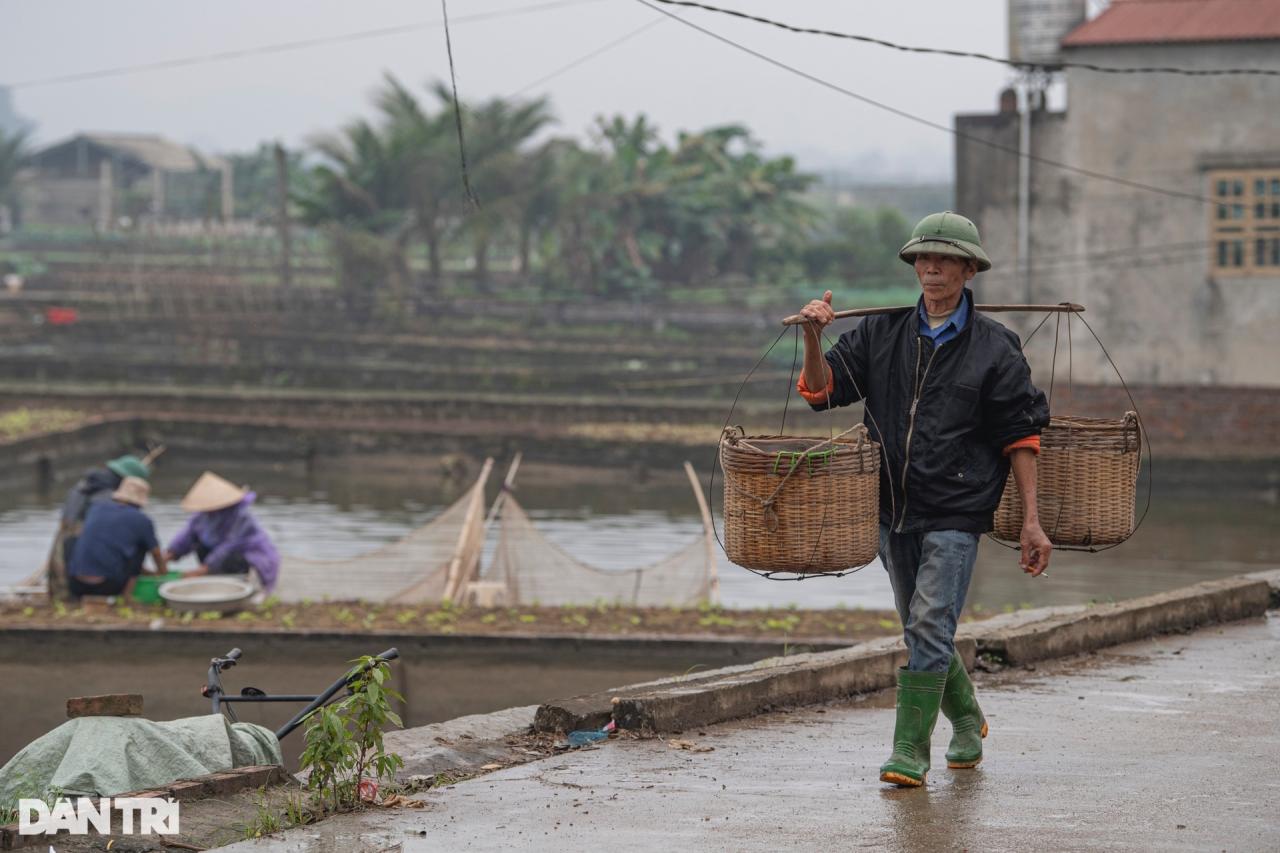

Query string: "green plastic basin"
[[132, 572, 185, 605]]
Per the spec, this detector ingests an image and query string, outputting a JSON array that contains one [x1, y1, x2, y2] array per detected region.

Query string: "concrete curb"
[[538, 637, 976, 735], [382, 705, 539, 781], [1245, 567, 1280, 608], [975, 576, 1272, 665], [535, 572, 1275, 736]]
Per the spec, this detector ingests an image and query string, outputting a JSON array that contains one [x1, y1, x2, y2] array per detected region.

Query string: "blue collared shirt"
[[917, 294, 969, 346]]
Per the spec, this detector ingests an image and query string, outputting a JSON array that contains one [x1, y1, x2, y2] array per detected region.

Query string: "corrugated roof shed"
[[79, 133, 205, 171], [33, 133, 222, 172], [1062, 0, 1280, 47]]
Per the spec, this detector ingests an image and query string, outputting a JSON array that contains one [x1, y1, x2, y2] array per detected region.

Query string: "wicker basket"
[[719, 426, 880, 573], [993, 413, 1142, 547]]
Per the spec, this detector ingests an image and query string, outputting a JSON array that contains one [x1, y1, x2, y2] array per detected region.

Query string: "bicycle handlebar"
[[204, 646, 403, 740]]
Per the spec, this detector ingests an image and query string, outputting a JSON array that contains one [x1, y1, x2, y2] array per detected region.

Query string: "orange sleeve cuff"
[[1003, 435, 1041, 456], [797, 370, 834, 404]]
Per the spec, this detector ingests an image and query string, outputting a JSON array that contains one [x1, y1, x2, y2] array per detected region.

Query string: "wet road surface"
[[225, 613, 1280, 852]]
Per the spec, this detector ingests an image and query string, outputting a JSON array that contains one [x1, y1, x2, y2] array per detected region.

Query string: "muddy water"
[[1, 455, 1276, 613]]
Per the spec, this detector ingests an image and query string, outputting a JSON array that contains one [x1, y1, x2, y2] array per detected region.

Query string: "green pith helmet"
[[106, 454, 151, 481], [898, 211, 992, 272]]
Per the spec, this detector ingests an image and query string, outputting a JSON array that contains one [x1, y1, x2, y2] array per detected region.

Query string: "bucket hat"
[[112, 476, 151, 507]]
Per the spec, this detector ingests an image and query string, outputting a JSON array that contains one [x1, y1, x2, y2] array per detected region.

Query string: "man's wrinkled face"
[[913, 252, 977, 305]]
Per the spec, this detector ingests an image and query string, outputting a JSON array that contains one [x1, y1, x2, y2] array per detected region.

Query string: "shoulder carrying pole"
[[781, 302, 1085, 326]]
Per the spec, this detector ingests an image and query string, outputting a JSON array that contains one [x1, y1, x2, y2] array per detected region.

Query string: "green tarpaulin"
[[0, 714, 281, 802]]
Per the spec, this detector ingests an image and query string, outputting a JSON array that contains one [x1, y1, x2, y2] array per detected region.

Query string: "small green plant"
[[299, 655, 405, 814], [395, 610, 419, 625], [698, 612, 735, 628], [282, 791, 312, 827], [241, 795, 282, 839], [561, 613, 589, 628], [480, 613, 497, 625], [0, 780, 62, 825], [518, 613, 537, 624], [761, 615, 801, 633], [281, 611, 296, 629], [424, 609, 456, 627]]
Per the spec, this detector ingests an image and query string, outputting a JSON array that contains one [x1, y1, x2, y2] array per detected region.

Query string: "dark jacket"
[[812, 288, 1049, 533], [60, 468, 122, 525]]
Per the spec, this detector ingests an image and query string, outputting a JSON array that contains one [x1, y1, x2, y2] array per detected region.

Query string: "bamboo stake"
[[683, 461, 720, 606], [483, 453, 522, 529], [442, 457, 494, 603], [781, 302, 1085, 326]]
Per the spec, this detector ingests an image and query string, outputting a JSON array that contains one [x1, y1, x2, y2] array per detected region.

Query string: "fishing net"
[[273, 473, 488, 603], [482, 494, 714, 607]]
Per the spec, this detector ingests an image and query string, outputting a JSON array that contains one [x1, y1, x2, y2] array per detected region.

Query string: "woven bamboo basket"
[[993, 412, 1142, 547], [719, 426, 880, 573]]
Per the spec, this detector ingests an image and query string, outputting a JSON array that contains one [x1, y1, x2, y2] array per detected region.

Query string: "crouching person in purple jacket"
[[166, 471, 280, 593]]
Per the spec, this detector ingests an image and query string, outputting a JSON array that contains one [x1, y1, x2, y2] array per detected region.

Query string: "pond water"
[[1, 455, 1277, 613], [0, 454, 1276, 769]]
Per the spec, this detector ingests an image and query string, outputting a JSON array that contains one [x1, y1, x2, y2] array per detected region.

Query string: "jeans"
[[879, 525, 980, 673]]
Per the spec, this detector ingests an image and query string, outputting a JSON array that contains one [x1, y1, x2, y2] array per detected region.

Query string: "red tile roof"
[[1062, 0, 1280, 47]]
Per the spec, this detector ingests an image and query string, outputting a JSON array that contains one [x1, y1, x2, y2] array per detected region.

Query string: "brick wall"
[[1047, 384, 1280, 457]]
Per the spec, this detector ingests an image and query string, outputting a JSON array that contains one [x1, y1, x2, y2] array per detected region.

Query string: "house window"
[[1210, 168, 1280, 274]]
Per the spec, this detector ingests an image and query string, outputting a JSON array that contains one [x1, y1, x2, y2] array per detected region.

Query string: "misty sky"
[[1, 0, 1043, 181]]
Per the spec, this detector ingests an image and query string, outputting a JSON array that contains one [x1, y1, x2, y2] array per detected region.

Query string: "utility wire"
[[633, 0, 1222, 207], [511, 18, 667, 96], [651, 0, 1280, 78], [441, 0, 481, 209], [5, 0, 607, 90]]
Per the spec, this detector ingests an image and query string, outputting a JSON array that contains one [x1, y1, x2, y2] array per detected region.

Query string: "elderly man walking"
[[797, 211, 1052, 786]]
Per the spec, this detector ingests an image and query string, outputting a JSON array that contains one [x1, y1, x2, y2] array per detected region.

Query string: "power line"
[[632, 0, 1221, 207], [651, 0, 1280, 78], [511, 18, 667, 96], [5, 0, 607, 90], [441, 0, 481, 210]]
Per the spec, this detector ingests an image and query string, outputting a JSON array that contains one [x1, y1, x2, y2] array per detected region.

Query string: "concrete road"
[[226, 613, 1279, 852]]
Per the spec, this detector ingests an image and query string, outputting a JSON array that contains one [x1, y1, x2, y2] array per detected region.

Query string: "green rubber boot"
[[940, 654, 988, 769], [879, 668, 947, 787]]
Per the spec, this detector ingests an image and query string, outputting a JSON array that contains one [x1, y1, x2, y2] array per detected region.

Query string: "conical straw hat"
[[181, 471, 248, 513]]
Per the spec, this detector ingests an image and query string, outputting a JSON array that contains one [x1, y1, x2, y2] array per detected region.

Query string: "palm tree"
[[377, 77, 458, 285], [453, 92, 554, 288], [296, 118, 414, 320], [0, 128, 30, 231]]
